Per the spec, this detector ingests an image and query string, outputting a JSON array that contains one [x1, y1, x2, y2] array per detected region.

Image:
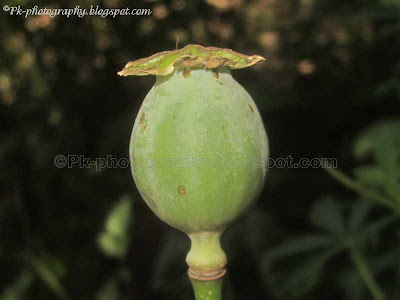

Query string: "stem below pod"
[[186, 231, 227, 280], [191, 278, 223, 300], [186, 231, 227, 299]]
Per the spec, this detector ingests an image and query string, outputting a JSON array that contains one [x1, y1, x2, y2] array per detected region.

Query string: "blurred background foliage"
[[1, 0, 400, 299]]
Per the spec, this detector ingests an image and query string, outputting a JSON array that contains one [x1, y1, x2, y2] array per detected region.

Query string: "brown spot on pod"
[[212, 69, 219, 79], [177, 185, 186, 195], [183, 69, 191, 78], [249, 104, 254, 113], [140, 112, 145, 124], [139, 113, 148, 133]]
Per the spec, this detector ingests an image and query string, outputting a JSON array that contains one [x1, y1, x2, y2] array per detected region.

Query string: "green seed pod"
[[119, 45, 269, 298]]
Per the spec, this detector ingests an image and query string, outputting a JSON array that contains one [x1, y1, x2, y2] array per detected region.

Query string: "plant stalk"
[[349, 248, 386, 300], [323, 166, 400, 215], [191, 278, 223, 300]]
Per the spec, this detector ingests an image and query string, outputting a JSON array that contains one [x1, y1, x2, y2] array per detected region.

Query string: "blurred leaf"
[[105, 195, 133, 237], [310, 197, 346, 236], [374, 79, 400, 98], [352, 120, 400, 207], [264, 196, 347, 299], [97, 195, 133, 259], [387, 184, 400, 202], [283, 250, 337, 296], [267, 234, 335, 260], [353, 120, 400, 160], [39, 251, 67, 279], [324, 167, 398, 214], [356, 214, 399, 245], [336, 267, 365, 300], [380, 0, 400, 8], [375, 131, 400, 176], [348, 200, 374, 234], [0, 271, 34, 300], [354, 120, 400, 177], [354, 166, 388, 188], [337, 239, 400, 300], [25, 253, 68, 300], [373, 243, 400, 273], [349, 249, 387, 300], [96, 279, 120, 300], [265, 249, 340, 299], [98, 234, 127, 260], [264, 196, 398, 299], [343, 9, 395, 24]]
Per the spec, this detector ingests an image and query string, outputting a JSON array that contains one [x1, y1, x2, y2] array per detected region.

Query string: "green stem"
[[191, 278, 223, 300], [186, 232, 226, 299], [349, 249, 386, 300], [323, 166, 400, 215], [186, 231, 227, 271]]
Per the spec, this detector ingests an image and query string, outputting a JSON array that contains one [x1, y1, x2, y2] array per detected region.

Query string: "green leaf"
[[97, 234, 127, 260], [349, 249, 387, 300], [105, 195, 133, 237], [310, 197, 346, 236], [353, 119, 400, 162], [374, 79, 400, 97], [96, 279, 120, 300], [283, 251, 333, 296], [355, 214, 399, 245], [25, 253, 68, 300], [386, 183, 400, 203], [336, 267, 365, 300], [353, 120, 400, 179], [267, 234, 335, 260], [323, 167, 398, 214], [348, 200, 374, 234], [0, 271, 34, 300], [266, 249, 340, 299], [379, 0, 400, 9], [354, 166, 388, 189], [373, 244, 400, 272], [375, 131, 400, 176], [337, 244, 400, 300], [98, 195, 133, 259]]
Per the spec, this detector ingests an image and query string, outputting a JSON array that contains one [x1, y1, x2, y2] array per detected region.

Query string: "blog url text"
[[3, 5, 152, 18]]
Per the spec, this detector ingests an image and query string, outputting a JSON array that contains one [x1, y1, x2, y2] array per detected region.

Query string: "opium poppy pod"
[[118, 45, 269, 299]]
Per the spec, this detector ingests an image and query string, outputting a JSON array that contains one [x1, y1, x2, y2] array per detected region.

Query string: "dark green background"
[[1, 0, 400, 299]]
